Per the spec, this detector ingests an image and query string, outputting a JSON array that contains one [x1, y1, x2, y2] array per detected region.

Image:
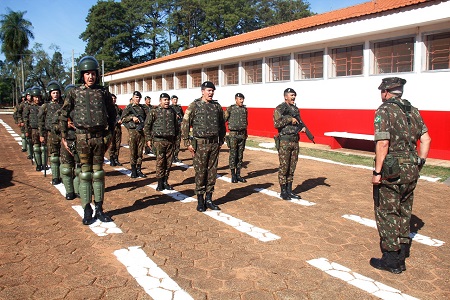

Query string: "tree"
[[254, 0, 314, 27]]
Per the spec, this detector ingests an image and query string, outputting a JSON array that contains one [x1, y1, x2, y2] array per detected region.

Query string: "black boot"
[[280, 184, 291, 200], [144, 146, 151, 155], [236, 168, 247, 183], [286, 182, 300, 199], [163, 176, 173, 190], [110, 156, 116, 166], [399, 243, 410, 271], [94, 201, 112, 222], [52, 178, 62, 185], [82, 204, 95, 225], [205, 192, 220, 210], [196, 194, 206, 212], [36, 165, 42, 172], [156, 178, 164, 191], [65, 192, 76, 200], [173, 156, 181, 163], [370, 251, 402, 274], [130, 164, 137, 178], [231, 169, 238, 183], [114, 156, 122, 166], [136, 164, 147, 178]]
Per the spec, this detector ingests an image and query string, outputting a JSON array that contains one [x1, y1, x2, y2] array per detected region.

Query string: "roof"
[[106, 0, 434, 76]]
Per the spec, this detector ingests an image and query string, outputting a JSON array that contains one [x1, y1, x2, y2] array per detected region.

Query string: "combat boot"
[[205, 192, 220, 210], [236, 168, 247, 183], [173, 156, 181, 163], [399, 243, 410, 271], [36, 165, 42, 172], [196, 194, 206, 212], [82, 204, 95, 225], [144, 146, 151, 155], [110, 155, 116, 166], [136, 164, 147, 178], [370, 251, 402, 274], [286, 182, 300, 199], [114, 156, 122, 166], [94, 201, 112, 223], [52, 178, 62, 185], [130, 164, 138, 178], [231, 169, 238, 183], [280, 184, 291, 200], [156, 178, 164, 191], [163, 176, 173, 190]]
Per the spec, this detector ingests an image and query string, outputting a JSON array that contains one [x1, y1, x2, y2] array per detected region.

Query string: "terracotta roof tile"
[[106, 0, 434, 76]]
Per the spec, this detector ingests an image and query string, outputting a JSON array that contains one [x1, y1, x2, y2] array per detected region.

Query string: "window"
[[331, 45, 363, 77], [116, 83, 121, 95], [154, 75, 162, 91], [109, 83, 115, 94], [296, 51, 323, 79], [123, 82, 128, 94], [144, 77, 152, 92], [190, 69, 202, 88], [425, 31, 450, 70], [243, 59, 262, 84], [373, 37, 414, 74], [176, 71, 187, 89], [205, 67, 219, 85], [136, 79, 143, 92], [267, 55, 290, 81], [223, 64, 239, 85], [165, 73, 174, 90]]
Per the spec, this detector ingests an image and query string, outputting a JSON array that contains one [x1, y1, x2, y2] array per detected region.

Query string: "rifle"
[[28, 136, 34, 165], [283, 104, 315, 143], [42, 143, 48, 177], [130, 105, 145, 131]]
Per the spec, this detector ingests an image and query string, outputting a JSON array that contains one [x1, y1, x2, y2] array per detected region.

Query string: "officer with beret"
[[122, 91, 148, 178], [224, 92, 248, 183], [273, 88, 305, 200], [370, 77, 431, 274], [181, 81, 226, 212], [170, 95, 184, 163], [108, 94, 123, 167], [143, 95, 154, 155]]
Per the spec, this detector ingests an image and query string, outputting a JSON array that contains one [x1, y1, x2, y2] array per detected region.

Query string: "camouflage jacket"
[[121, 103, 148, 130], [273, 102, 301, 136], [224, 104, 248, 131], [38, 100, 63, 136], [144, 106, 178, 140]]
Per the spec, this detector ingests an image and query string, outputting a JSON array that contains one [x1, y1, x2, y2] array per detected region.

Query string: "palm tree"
[[0, 8, 34, 93]]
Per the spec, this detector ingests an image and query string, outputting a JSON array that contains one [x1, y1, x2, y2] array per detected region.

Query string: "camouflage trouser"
[[31, 128, 40, 145], [228, 133, 246, 169], [153, 138, 174, 178], [375, 180, 417, 252], [108, 125, 122, 157], [76, 133, 105, 166], [47, 131, 61, 156], [277, 139, 299, 185], [128, 129, 145, 165], [193, 142, 220, 195], [20, 125, 27, 150], [173, 125, 182, 158], [60, 138, 77, 165]]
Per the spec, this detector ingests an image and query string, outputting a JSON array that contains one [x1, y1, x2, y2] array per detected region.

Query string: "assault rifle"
[[130, 105, 145, 131], [282, 104, 315, 143]]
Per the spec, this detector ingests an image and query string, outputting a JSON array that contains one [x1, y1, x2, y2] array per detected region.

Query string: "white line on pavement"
[[254, 187, 316, 206], [307, 257, 419, 300], [342, 214, 445, 247]]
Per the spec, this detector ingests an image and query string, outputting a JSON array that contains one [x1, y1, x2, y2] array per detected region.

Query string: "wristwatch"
[[418, 157, 426, 167], [373, 170, 382, 176]]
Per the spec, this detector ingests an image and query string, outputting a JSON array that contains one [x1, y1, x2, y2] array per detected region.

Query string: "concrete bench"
[[324, 131, 374, 149]]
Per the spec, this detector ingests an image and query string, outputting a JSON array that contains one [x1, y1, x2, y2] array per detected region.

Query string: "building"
[[104, 0, 450, 160]]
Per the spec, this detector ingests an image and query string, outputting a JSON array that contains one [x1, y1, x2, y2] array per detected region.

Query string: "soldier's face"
[[26, 95, 31, 101], [112, 96, 117, 104], [50, 90, 60, 101], [132, 95, 141, 105], [171, 98, 178, 105], [33, 96, 39, 104], [380, 90, 388, 102], [284, 92, 296, 105], [160, 97, 170, 108], [201, 88, 214, 101], [235, 97, 244, 107], [145, 98, 150, 105], [83, 70, 97, 87]]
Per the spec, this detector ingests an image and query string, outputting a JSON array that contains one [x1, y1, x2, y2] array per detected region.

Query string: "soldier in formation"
[[13, 91, 28, 153], [23, 86, 44, 171], [370, 77, 431, 274], [224, 93, 248, 183], [108, 94, 123, 167], [143, 95, 153, 155], [170, 95, 184, 163]]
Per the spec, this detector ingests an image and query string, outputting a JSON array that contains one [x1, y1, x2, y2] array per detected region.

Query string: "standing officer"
[[170, 95, 184, 163], [122, 91, 148, 178], [144, 93, 178, 191], [224, 93, 248, 183], [18, 89, 33, 157], [14, 91, 28, 152], [39, 81, 64, 184], [108, 94, 123, 167], [24, 86, 44, 171], [143, 95, 153, 155], [370, 77, 431, 274], [273, 88, 305, 200], [181, 81, 226, 212], [60, 56, 116, 225]]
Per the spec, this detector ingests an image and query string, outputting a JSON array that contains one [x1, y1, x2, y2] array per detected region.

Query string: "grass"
[[246, 139, 450, 182]]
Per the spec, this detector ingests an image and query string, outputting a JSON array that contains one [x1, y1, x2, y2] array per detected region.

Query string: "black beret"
[[133, 91, 142, 98], [235, 93, 245, 99], [171, 95, 178, 99], [160, 92, 170, 99], [284, 88, 296, 95], [201, 81, 216, 90]]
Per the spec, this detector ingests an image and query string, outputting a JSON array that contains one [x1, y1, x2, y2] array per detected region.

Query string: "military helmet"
[[64, 84, 76, 92], [378, 77, 406, 91], [78, 56, 100, 84], [21, 91, 26, 98], [25, 88, 32, 96], [47, 80, 61, 93], [30, 86, 42, 97]]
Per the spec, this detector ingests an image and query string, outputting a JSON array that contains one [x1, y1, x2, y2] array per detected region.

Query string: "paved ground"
[[0, 113, 449, 300]]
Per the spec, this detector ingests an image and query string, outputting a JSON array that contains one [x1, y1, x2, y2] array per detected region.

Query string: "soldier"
[[108, 94, 123, 167], [60, 56, 116, 225], [122, 91, 148, 178], [170, 95, 184, 163], [144, 93, 178, 191], [18, 89, 32, 156], [224, 93, 248, 183], [370, 77, 431, 274], [143, 95, 153, 155], [14, 91, 27, 152], [24, 86, 44, 171], [39, 81, 64, 184], [181, 81, 226, 212], [273, 88, 305, 200]]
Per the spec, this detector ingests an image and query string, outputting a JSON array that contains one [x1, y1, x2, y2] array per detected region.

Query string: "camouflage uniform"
[[59, 114, 80, 201], [108, 103, 123, 165], [143, 102, 154, 154], [181, 83, 226, 212], [15, 98, 28, 152], [170, 103, 184, 161], [23, 101, 42, 170], [144, 104, 178, 190]]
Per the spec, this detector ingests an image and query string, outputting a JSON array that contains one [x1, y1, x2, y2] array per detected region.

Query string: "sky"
[[0, 0, 369, 63]]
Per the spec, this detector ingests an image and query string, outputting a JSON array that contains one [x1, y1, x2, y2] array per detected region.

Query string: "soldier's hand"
[[146, 141, 151, 148], [62, 138, 72, 156], [188, 145, 195, 156], [372, 175, 381, 185], [292, 118, 299, 125], [39, 136, 45, 143], [132, 116, 139, 123]]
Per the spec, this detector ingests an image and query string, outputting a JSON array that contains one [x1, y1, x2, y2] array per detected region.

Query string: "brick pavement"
[[0, 113, 449, 300]]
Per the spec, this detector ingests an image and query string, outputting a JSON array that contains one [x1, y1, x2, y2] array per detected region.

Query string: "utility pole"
[[102, 60, 105, 85]]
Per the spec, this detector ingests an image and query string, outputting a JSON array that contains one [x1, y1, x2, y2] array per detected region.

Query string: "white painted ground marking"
[[246, 146, 441, 183], [342, 214, 445, 247], [72, 205, 123, 236], [307, 258, 419, 300], [203, 211, 280, 242], [147, 184, 196, 203], [254, 187, 316, 206], [114, 246, 194, 300]]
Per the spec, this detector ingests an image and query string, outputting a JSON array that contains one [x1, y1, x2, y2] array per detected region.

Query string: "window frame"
[[295, 50, 324, 80], [242, 59, 263, 84], [330, 44, 364, 77]]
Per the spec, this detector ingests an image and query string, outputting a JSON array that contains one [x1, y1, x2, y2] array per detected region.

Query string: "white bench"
[[324, 131, 374, 149]]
